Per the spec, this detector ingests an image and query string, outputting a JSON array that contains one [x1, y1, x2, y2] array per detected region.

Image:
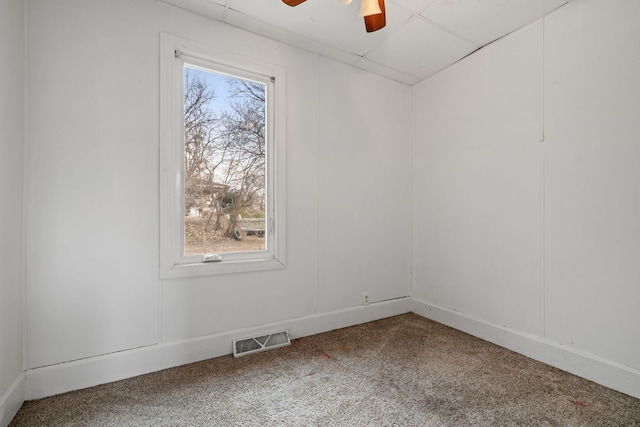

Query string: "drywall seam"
[[540, 157, 546, 338], [314, 53, 321, 316], [21, 0, 29, 376], [539, 16, 545, 143], [409, 85, 414, 299]]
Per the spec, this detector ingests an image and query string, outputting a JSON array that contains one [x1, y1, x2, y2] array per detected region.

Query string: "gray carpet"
[[10, 314, 640, 426]]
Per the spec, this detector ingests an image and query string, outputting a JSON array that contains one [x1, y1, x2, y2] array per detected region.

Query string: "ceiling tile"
[[421, 0, 568, 46], [227, 0, 412, 57], [365, 17, 477, 80], [388, 0, 437, 15], [161, 0, 570, 85], [224, 8, 363, 65]]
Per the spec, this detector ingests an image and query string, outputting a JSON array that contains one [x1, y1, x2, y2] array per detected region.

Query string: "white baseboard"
[[0, 373, 25, 427], [22, 296, 640, 403], [26, 297, 411, 400], [411, 297, 640, 400]]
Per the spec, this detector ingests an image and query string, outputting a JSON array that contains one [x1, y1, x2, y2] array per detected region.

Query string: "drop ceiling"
[[161, 0, 570, 85]]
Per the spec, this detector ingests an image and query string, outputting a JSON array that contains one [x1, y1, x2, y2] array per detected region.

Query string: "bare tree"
[[184, 69, 219, 184], [216, 78, 266, 235], [183, 68, 266, 249]]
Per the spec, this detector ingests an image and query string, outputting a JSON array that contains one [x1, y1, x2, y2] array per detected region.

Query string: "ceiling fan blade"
[[364, 0, 386, 32], [282, 0, 307, 6]]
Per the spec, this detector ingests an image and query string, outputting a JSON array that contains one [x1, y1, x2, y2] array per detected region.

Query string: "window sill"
[[161, 256, 286, 280]]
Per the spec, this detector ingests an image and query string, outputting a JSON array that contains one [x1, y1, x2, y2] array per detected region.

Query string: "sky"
[[184, 64, 233, 116]]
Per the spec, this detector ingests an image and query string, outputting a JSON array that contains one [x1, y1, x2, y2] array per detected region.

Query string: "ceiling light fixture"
[[282, 0, 386, 33], [358, 0, 381, 17]]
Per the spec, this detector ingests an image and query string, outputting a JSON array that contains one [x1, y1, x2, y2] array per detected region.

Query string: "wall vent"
[[233, 330, 291, 357]]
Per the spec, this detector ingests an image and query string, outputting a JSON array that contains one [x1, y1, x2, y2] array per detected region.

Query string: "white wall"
[[317, 60, 412, 313], [24, 0, 411, 397], [543, 0, 640, 374], [0, 0, 26, 424], [412, 0, 640, 398], [22, 0, 639, 407]]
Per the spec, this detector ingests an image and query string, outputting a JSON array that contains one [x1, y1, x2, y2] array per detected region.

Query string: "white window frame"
[[160, 33, 286, 279]]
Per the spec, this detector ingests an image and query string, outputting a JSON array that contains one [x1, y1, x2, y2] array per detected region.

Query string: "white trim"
[[0, 373, 25, 427], [22, 297, 640, 402], [411, 297, 640, 400], [25, 298, 410, 400], [159, 32, 286, 279]]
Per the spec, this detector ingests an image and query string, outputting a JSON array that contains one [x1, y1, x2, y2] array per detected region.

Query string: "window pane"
[[183, 65, 266, 256]]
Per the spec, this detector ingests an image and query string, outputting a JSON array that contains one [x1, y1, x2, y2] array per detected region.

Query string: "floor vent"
[[233, 330, 291, 357]]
